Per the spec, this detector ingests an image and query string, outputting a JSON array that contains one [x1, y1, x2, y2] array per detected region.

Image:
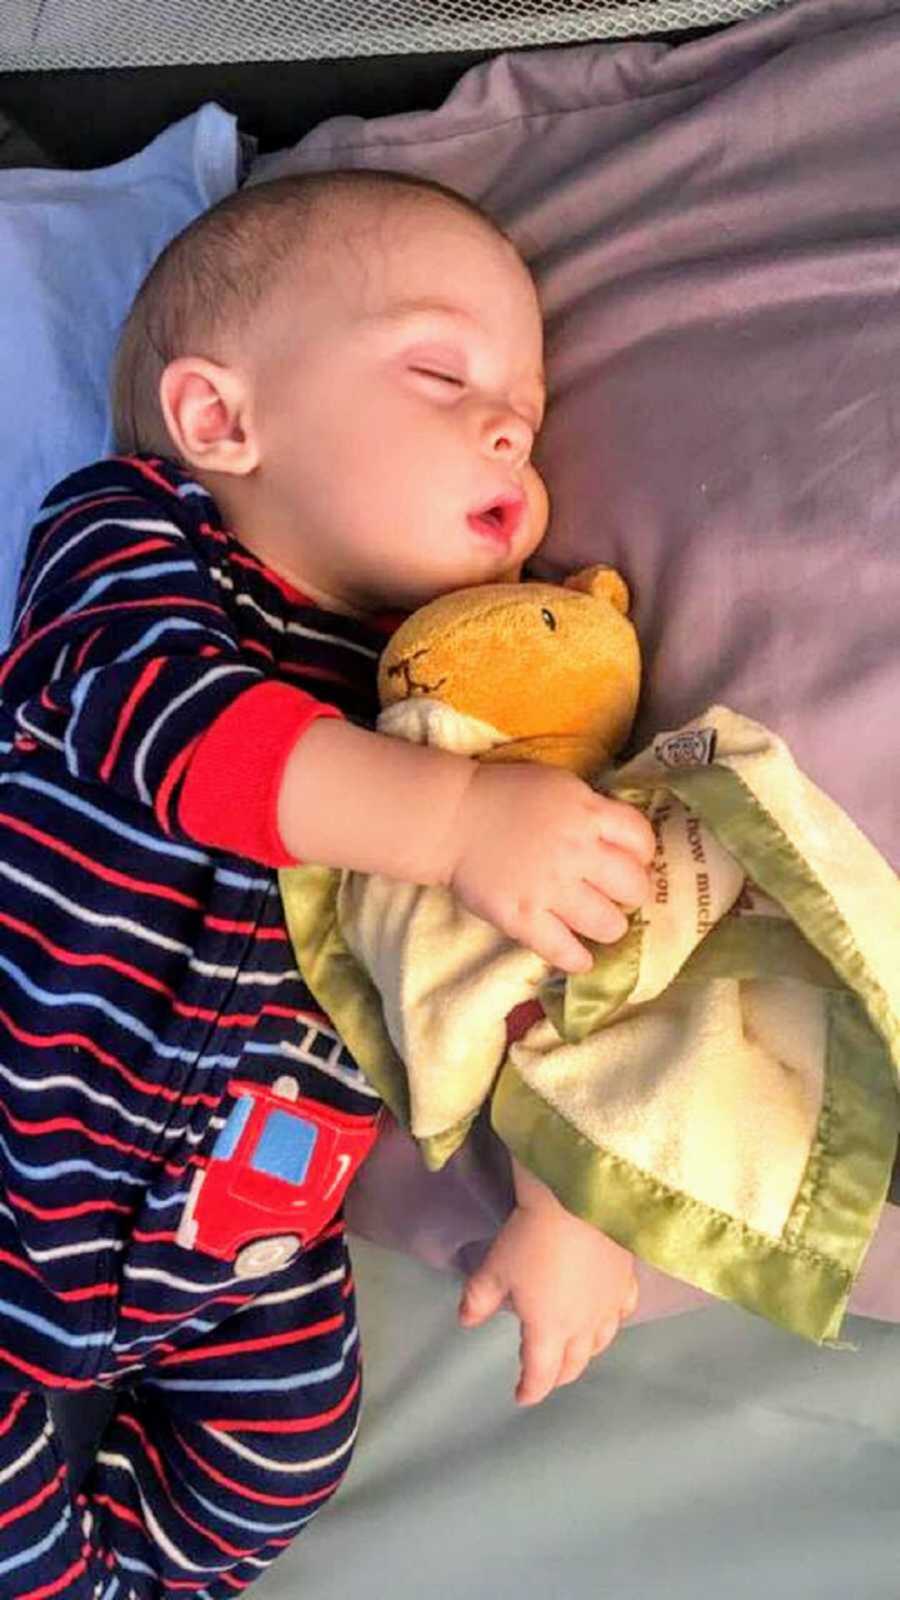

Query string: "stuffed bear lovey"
[[279, 569, 900, 1345]]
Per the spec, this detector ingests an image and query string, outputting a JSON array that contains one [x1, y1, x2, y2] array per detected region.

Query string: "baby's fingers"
[[526, 914, 596, 976], [584, 840, 652, 913], [591, 1318, 622, 1359], [516, 1326, 563, 1407], [593, 795, 656, 866], [552, 878, 636, 956], [556, 1333, 596, 1389], [459, 1270, 506, 1329], [533, 885, 631, 976]]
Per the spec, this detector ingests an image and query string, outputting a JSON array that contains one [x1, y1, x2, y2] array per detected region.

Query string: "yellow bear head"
[[378, 566, 640, 776]]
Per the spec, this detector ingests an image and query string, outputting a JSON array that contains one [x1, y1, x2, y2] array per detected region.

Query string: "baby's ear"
[[563, 564, 631, 615], [159, 356, 259, 477]]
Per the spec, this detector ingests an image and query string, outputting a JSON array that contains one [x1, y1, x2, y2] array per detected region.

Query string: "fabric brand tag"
[[653, 727, 718, 769]]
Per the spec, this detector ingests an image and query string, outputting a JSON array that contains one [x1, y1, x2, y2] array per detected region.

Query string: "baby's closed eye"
[[409, 366, 465, 388]]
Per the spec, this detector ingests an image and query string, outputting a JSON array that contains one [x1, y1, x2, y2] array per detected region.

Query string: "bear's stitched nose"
[[386, 650, 446, 697]]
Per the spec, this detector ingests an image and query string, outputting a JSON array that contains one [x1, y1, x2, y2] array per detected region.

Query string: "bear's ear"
[[563, 564, 631, 615]]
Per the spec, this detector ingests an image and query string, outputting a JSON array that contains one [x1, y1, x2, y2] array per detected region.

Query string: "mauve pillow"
[[252, 0, 900, 868]]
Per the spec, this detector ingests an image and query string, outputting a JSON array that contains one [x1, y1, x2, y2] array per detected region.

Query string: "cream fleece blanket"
[[279, 705, 900, 1342]]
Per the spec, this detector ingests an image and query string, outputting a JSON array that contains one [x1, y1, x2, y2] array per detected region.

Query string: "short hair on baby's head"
[[110, 167, 517, 459]]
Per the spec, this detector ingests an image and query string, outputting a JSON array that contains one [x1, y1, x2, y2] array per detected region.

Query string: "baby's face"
[[248, 197, 549, 613]]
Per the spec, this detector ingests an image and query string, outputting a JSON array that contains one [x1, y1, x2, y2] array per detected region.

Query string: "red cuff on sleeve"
[[177, 681, 344, 865]]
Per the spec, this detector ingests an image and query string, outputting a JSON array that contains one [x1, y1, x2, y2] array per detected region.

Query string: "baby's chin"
[[413, 566, 525, 608]]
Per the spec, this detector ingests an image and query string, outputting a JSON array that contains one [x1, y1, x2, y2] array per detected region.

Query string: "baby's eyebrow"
[[362, 299, 476, 328]]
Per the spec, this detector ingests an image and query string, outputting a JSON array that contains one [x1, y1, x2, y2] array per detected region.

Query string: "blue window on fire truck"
[[212, 1095, 252, 1160], [251, 1111, 318, 1184]]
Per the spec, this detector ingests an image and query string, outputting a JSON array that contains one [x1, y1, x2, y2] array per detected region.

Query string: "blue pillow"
[[0, 103, 239, 644]]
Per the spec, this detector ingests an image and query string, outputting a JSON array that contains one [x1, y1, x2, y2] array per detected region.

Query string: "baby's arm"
[[458, 1158, 638, 1405], [277, 717, 655, 974]]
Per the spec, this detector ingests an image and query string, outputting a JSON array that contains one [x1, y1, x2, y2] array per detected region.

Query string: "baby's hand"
[[447, 761, 654, 975], [458, 1168, 638, 1406]]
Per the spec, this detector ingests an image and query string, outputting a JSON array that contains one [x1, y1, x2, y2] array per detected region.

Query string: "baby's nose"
[[481, 407, 534, 466]]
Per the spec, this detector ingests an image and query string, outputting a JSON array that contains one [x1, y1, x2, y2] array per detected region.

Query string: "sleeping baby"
[[0, 169, 654, 1598]]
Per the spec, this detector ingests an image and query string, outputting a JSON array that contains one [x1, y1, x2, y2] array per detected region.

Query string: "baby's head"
[[111, 169, 549, 615]]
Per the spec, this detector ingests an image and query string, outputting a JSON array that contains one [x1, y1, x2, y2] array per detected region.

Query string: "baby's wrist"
[[510, 1156, 567, 1217], [429, 749, 482, 891]]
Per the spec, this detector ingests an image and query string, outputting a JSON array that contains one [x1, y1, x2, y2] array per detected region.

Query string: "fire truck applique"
[[175, 1074, 380, 1278]]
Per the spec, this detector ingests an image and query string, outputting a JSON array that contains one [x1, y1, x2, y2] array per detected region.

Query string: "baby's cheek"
[[523, 463, 550, 546]]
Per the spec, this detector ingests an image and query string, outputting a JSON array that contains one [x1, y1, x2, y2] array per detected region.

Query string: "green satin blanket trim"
[[278, 864, 411, 1125], [787, 993, 898, 1275], [539, 916, 643, 1044], [607, 765, 899, 1072], [417, 1121, 480, 1171], [654, 915, 899, 1271], [492, 986, 899, 1343], [674, 915, 842, 990], [278, 865, 478, 1170]]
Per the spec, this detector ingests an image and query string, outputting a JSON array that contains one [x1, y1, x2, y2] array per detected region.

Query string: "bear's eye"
[[540, 608, 557, 632]]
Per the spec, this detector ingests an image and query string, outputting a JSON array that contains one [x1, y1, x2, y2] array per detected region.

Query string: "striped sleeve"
[[1, 481, 341, 863]]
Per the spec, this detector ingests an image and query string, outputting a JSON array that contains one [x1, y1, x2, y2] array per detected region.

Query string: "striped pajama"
[[0, 1225, 361, 1600], [0, 455, 396, 1596]]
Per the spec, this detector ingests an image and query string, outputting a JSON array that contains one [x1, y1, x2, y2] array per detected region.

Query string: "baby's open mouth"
[[467, 494, 525, 546]]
